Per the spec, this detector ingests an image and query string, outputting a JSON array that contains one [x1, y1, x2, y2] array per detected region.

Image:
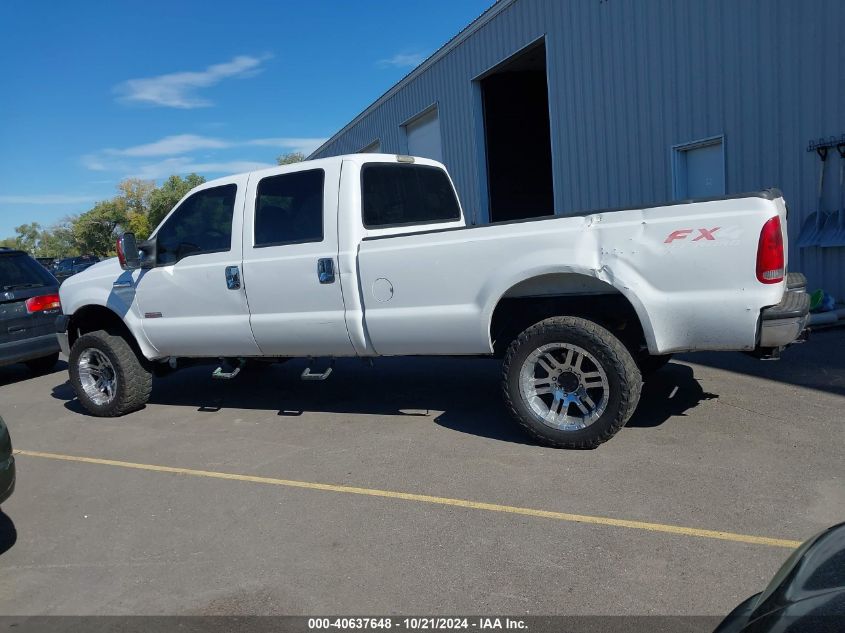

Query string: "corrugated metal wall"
[[312, 0, 845, 298]]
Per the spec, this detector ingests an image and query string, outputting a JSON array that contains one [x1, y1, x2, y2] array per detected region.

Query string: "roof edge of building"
[[308, 0, 515, 158]]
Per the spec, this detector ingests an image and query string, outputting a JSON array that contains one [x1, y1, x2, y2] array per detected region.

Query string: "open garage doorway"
[[479, 40, 554, 223]]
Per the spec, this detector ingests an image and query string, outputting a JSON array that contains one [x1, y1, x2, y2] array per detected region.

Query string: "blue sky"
[[0, 0, 491, 237]]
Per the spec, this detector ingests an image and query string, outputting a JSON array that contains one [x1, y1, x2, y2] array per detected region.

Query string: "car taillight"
[[25, 293, 61, 313], [756, 216, 785, 284]]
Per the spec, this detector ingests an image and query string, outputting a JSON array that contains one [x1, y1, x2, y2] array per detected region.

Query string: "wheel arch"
[[486, 271, 657, 357], [67, 304, 157, 360]]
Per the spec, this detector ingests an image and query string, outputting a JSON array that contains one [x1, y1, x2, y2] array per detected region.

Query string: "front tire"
[[502, 316, 642, 449], [69, 330, 152, 417]]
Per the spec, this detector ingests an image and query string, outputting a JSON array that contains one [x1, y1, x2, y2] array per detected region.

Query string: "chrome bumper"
[[758, 279, 810, 349], [759, 314, 809, 347]]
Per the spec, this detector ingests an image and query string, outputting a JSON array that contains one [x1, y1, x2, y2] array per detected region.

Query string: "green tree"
[[277, 152, 305, 165], [126, 211, 151, 240], [118, 178, 155, 215], [13, 222, 42, 255], [148, 173, 206, 230], [39, 219, 77, 258], [73, 199, 128, 258]]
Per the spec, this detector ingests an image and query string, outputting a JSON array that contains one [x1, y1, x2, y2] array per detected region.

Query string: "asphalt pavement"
[[0, 329, 843, 616]]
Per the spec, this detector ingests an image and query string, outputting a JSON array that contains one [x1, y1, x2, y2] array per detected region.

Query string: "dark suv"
[[1, 248, 62, 374], [52, 255, 99, 283]]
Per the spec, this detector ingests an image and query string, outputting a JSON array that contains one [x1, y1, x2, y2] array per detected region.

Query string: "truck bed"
[[348, 190, 788, 356]]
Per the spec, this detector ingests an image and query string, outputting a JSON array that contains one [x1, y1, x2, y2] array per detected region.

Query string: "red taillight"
[[756, 216, 785, 284], [116, 236, 126, 268], [25, 293, 61, 313]]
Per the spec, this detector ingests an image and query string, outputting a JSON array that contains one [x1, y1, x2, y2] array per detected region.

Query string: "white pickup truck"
[[56, 154, 809, 448]]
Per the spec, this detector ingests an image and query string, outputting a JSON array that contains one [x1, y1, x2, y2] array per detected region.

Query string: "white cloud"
[[126, 157, 275, 180], [246, 137, 328, 155], [81, 134, 326, 180], [377, 52, 427, 68], [0, 194, 96, 204], [115, 54, 271, 108], [94, 134, 327, 160], [82, 134, 328, 180], [106, 134, 230, 157], [188, 160, 276, 173], [81, 154, 121, 172]]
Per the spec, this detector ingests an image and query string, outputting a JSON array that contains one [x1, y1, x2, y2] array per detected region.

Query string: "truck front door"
[[134, 176, 261, 357], [241, 161, 354, 356]]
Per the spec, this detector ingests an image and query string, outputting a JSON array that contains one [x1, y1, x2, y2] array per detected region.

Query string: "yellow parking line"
[[15, 449, 802, 549]]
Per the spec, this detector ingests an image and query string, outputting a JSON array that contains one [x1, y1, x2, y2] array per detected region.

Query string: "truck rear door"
[[241, 161, 354, 356]]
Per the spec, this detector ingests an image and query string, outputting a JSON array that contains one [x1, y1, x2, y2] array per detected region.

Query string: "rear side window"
[[156, 184, 237, 265], [0, 253, 55, 290], [254, 169, 325, 247], [362, 163, 460, 228]]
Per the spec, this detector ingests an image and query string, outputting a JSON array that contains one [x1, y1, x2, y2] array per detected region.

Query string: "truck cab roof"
[[199, 153, 444, 187]]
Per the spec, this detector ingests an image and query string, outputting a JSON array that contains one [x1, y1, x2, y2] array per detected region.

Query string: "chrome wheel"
[[77, 348, 118, 406], [518, 343, 609, 431]]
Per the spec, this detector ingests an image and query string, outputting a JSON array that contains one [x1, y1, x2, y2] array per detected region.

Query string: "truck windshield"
[[362, 163, 460, 228]]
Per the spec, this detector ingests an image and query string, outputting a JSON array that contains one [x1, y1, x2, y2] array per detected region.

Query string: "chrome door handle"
[[225, 265, 241, 290], [317, 258, 335, 284]]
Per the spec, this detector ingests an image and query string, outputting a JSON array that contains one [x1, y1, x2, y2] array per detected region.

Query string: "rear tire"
[[502, 316, 642, 449], [25, 352, 59, 376], [69, 330, 152, 417]]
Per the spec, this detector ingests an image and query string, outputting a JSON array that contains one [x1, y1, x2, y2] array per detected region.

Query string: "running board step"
[[301, 359, 335, 381], [212, 359, 245, 380]]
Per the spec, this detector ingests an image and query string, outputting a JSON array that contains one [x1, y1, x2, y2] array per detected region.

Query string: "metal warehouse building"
[[310, 0, 845, 298]]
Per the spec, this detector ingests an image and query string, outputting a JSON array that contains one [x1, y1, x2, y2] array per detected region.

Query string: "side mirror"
[[116, 232, 140, 270], [139, 238, 157, 268]]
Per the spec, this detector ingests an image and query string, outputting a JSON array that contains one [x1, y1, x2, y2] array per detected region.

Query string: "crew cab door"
[[134, 176, 261, 357], [241, 161, 353, 356]]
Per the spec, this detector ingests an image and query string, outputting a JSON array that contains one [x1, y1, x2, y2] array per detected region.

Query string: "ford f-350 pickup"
[[56, 154, 809, 448]]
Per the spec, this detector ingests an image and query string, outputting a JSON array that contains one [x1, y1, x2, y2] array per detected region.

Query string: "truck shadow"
[[0, 360, 67, 387], [677, 327, 845, 398], [51, 356, 713, 445], [626, 363, 718, 428]]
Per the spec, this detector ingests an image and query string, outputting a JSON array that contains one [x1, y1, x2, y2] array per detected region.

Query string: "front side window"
[[362, 163, 460, 228], [254, 169, 325, 247], [156, 184, 236, 265]]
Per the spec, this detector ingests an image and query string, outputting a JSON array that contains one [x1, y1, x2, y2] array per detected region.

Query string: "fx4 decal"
[[664, 227, 720, 243]]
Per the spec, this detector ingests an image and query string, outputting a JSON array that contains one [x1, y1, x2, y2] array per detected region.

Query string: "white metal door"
[[673, 137, 725, 199], [134, 175, 261, 357], [241, 161, 354, 356], [404, 107, 443, 162]]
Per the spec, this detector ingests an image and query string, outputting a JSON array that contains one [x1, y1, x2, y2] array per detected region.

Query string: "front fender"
[[59, 260, 160, 360]]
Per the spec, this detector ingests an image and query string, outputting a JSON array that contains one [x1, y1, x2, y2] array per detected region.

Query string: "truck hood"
[[58, 257, 122, 295]]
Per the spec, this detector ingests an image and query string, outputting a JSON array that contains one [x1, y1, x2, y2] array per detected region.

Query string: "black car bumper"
[[0, 333, 60, 368]]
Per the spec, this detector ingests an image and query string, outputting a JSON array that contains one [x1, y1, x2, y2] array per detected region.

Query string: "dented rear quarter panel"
[[357, 194, 787, 355]]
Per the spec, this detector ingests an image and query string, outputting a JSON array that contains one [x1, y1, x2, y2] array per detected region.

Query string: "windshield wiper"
[[2, 283, 43, 290]]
